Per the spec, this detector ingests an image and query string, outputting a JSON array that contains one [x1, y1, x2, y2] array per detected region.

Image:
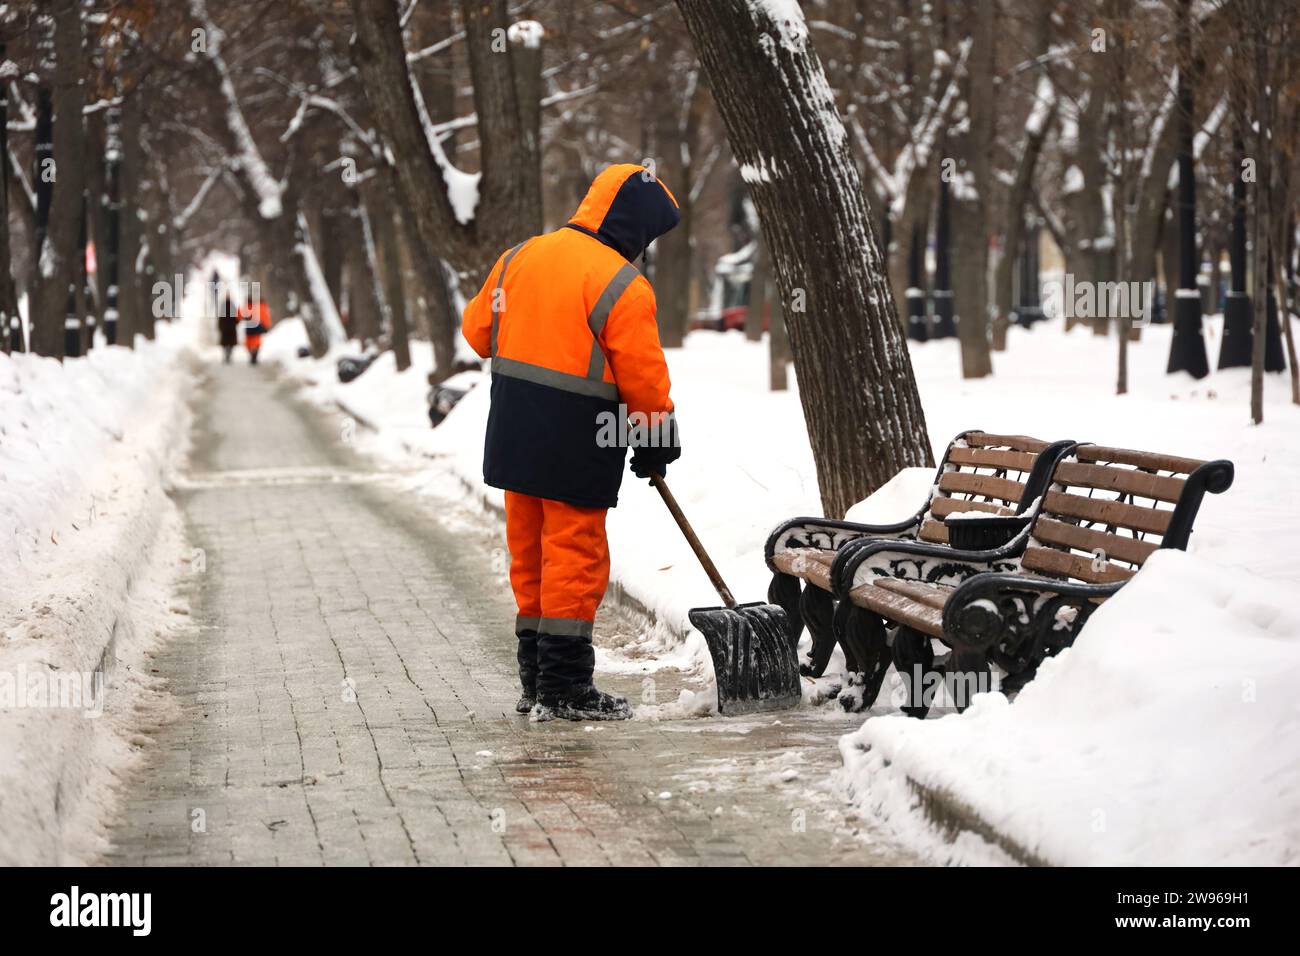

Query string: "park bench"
[[764, 431, 1074, 677], [829, 443, 1235, 715]]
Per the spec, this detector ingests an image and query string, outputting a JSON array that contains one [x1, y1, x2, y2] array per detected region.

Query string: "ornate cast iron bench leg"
[[836, 603, 891, 713], [767, 570, 804, 656], [892, 627, 939, 719], [798, 582, 836, 677], [943, 647, 992, 714]]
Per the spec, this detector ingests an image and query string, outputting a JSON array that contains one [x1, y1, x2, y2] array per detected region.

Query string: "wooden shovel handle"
[[650, 473, 737, 609]]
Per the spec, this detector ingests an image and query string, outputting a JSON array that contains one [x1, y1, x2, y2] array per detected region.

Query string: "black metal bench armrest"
[[831, 531, 1031, 598], [764, 512, 922, 570], [942, 572, 1125, 671]]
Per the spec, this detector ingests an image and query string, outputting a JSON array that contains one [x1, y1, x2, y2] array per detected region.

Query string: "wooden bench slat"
[[849, 583, 946, 637], [946, 446, 1039, 473], [930, 497, 1013, 518], [1032, 518, 1160, 567], [918, 519, 950, 543], [939, 471, 1026, 504], [1075, 445, 1206, 475], [771, 549, 835, 591], [1054, 461, 1187, 504], [874, 577, 953, 609], [1022, 545, 1136, 584], [964, 432, 1051, 453], [1043, 490, 1172, 537]]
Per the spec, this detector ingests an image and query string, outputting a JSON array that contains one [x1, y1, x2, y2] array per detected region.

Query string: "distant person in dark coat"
[[217, 295, 239, 364]]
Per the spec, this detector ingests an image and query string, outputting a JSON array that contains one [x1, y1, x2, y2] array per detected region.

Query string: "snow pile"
[[843, 467, 934, 524], [753, 0, 810, 52], [508, 20, 544, 48], [841, 550, 1300, 866], [267, 311, 1300, 862], [0, 320, 198, 864]]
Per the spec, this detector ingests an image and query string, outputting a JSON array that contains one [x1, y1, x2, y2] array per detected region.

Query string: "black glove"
[[629, 411, 681, 479]]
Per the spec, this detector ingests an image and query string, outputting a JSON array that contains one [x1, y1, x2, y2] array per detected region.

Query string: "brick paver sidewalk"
[[103, 363, 913, 866]]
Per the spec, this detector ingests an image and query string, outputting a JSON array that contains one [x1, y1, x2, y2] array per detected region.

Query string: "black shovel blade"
[[688, 601, 802, 715]]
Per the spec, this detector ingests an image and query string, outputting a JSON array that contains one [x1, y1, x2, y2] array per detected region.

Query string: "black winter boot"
[[516, 630, 539, 714], [533, 632, 631, 722]]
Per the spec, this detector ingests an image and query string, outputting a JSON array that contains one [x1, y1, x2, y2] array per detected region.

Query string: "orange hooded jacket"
[[237, 300, 271, 348], [462, 163, 680, 508]]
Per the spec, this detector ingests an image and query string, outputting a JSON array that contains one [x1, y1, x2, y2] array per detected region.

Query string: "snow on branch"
[[7, 145, 36, 213], [752, 0, 810, 53], [429, 83, 596, 141], [6, 78, 35, 130], [1025, 73, 1057, 138], [189, 0, 283, 220], [507, 20, 543, 49], [399, 0, 420, 31], [1194, 95, 1229, 161], [1165, 89, 1229, 190], [594, 8, 670, 41], [849, 115, 896, 202], [407, 30, 463, 63], [174, 165, 222, 232], [83, 96, 121, 115], [852, 38, 970, 215], [1140, 69, 1177, 184], [295, 211, 347, 345], [408, 61, 480, 224], [807, 19, 899, 49]]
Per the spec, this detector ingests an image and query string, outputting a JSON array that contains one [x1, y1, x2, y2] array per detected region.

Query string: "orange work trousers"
[[504, 491, 609, 639]]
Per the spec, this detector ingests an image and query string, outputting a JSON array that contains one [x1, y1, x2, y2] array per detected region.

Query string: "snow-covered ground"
[[265, 312, 1300, 865], [0, 306, 201, 864]]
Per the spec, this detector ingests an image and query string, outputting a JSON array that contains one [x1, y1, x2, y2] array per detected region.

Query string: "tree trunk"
[[371, 199, 412, 372], [1218, 141, 1251, 370], [71, 198, 88, 355], [1168, 0, 1208, 377], [748, 233, 770, 348], [84, 109, 110, 348], [0, 44, 18, 353], [509, 20, 544, 236], [318, 205, 345, 308], [116, 92, 142, 348], [343, 202, 382, 344], [954, 0, 994, 378], [30, 85, 54, 353], [402, 0, 479, 377], [905, 221, 927, 341], [675, 0, 933, 517], [932, 179, 955, 337], [350, 0, 541, 283], [32, 4, 87, 359], [1250, 13, 1272, 424], [769, 275, 790, 391], [994, 92, 1054, 350], [653, 71, 706, 349], [654, 174, 692, 348]]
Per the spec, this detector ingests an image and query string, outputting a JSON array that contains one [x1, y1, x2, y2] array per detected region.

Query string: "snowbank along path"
[[103, 360, 913, 866]]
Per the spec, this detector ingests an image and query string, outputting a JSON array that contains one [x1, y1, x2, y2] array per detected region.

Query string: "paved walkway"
[[103, 362, 913, 866]]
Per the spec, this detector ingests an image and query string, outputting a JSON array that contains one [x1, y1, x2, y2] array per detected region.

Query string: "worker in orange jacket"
[[237, 292, 272, 364], [462, 163, 681, 721]]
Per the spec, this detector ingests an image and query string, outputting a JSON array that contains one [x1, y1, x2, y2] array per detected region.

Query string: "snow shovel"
[[650, 474, 802, 715]]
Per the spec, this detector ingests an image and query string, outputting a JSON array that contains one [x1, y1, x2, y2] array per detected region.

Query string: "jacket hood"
[[568, 163, 681, 262]]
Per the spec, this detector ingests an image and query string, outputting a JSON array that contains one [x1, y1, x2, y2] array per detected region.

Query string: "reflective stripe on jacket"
[[462, 163, 680, 508]]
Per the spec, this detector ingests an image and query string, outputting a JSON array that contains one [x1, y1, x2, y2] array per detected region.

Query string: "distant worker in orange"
[[461, 163, 682, 722], [237, 290, 271, 365]]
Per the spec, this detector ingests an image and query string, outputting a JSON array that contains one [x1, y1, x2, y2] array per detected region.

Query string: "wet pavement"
[[103, 362, 915, 866]]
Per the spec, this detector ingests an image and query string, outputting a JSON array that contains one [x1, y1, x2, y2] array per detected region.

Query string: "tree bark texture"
[[675, 0, 933, 517]]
